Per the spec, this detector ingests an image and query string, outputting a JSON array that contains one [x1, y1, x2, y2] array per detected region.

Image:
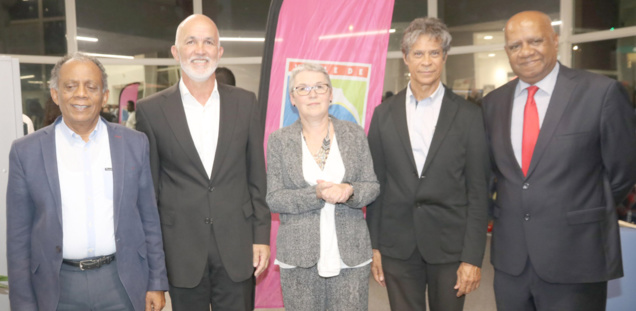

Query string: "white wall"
[[0, 56, 24, 309]]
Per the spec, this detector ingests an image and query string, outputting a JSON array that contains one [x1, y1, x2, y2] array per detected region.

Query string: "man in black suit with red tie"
[[482, 10, 636, 311]]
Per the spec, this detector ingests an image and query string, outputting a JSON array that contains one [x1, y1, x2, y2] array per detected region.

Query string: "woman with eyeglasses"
[[266, 63, 379, 310]]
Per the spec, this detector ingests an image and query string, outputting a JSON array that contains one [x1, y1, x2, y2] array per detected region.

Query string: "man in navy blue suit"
[[7, 53, 168, 311]]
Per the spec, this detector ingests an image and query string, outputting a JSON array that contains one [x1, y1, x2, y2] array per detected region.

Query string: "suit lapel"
[[526, 67, 576, 178], [390, 90, 418, 172], [107, 122, 124, 232], [160, 85, 209, 180], [421, 87, 459, 174], [210, 84, 238, 183], [40, 124, 63, 226]]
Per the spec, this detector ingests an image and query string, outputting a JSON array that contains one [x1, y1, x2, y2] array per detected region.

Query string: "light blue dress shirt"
[[55, 118, 115, 259], [406, 81, 445, 175]]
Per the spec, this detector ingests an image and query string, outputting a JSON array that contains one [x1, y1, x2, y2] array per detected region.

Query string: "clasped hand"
[[315, 180, 352, 204]]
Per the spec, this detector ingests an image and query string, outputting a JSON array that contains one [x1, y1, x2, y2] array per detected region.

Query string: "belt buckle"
[[79, 259, 98, 271]]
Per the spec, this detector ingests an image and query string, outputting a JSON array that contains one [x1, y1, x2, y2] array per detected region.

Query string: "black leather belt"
[[63, 254, 115, 270]]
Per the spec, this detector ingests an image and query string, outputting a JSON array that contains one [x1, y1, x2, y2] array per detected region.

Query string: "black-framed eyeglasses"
[[292, 84, 330, 96]]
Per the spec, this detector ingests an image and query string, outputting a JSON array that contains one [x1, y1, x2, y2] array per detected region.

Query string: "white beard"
[[180, 56, 217, 82]]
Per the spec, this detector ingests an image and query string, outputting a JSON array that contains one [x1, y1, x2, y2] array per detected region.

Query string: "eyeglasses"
[[292, 84, 330, 96]]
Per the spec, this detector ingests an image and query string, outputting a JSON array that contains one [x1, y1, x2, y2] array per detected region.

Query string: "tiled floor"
[[164, 236, 496, 311]]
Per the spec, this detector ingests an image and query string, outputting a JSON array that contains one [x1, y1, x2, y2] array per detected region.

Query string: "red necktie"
[[522, 86, 539, 176]]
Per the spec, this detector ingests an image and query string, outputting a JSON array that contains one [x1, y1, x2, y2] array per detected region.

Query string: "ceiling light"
[[484, 35, 493, 40], [77, 36, 98, 42], [220, 37, 265, 42], [84, 52, 134, 60], [20, 75, 35, 79]]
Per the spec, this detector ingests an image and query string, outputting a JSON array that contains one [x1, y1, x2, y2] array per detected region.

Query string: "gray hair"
[[402, 17, 452, 57], [288, 63, 332, 94], [49, 52, 108, 92]]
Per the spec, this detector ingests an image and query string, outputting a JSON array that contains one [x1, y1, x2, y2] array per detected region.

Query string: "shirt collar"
[[56, 116, 105, 144], [406, 81, 444, 105], [178, 77, 219, 106], [515, 62, 560, 97]]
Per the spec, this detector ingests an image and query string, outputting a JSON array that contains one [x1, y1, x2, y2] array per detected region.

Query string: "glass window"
[[571, 38, 636, 105], [202, 0, 268, 58], [382, 0, 428, 96], [383, 58, 410, 96], [440, 0, 559, 46], [445, 52, 512, 102], [103, 65, 179, 119], [388, 0, 428, 52], [1, 0, 66, 56], [20, 64, 54, 131], [76, 0, 193, 58], [574, 0, 636, 34], [18, 63, 184, 131], [216, 64, 262, 95]]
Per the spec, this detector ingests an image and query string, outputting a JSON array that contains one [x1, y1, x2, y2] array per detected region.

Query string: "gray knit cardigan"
[[266, 117, 380, 268]]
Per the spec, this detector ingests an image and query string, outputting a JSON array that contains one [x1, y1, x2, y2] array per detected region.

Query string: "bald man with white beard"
[[136, 14, 270, 310]]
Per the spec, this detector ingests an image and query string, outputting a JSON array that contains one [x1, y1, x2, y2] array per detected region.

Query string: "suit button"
[[420, 175, 426, 179], [204, 217, 213, 224], [208, 186, 214, 192], [522, 183, 529, 190], [524, 213, 530, 221]]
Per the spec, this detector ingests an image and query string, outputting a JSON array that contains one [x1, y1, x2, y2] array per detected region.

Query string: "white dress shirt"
[[511, 63, 560, 166], [179, 78, 220, 178], [56, 118, 115, 259], [406, 81, 445, 175]]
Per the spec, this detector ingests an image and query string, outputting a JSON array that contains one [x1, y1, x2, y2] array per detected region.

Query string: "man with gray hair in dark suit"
[[367, 17, 490, 311]]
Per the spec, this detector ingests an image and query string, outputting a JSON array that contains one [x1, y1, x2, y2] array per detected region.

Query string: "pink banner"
[[256, 0, 394, 308]]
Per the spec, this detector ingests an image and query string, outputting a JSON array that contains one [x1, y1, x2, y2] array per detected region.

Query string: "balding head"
[[172, 14, 224, 83], [504, 11, 559, 84], [174, 14, 221, 47]]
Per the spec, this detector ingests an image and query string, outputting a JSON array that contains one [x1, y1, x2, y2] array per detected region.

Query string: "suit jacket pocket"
[[555, 131, 591, 139], [566, 206, 606, 225]]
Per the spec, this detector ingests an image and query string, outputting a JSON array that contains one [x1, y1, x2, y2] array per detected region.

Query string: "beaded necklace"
[[302, 118, 331, 170]]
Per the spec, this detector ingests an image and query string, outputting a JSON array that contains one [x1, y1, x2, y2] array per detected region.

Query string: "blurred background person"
[[216, 66, 236, 86], [125, 100, 136, 129], [42, 96, 62, 127]]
